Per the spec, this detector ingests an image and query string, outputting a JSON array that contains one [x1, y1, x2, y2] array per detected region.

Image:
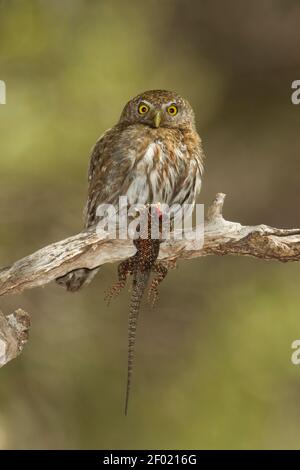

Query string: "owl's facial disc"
[[136, 99, 180, 128], [119, 90, 196, 130]]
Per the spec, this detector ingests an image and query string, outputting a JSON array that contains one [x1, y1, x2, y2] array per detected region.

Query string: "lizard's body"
[[106, 207, 167, 415]]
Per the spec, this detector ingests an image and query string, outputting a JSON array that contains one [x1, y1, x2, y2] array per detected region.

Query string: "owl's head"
[[119, 90, 196, 130]]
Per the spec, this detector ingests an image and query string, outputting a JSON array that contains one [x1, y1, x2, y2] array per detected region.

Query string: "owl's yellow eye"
[[138, 103, 149, 115], [167, 104, 178, 116]]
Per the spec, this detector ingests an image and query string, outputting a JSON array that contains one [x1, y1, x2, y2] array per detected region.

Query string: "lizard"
[[105, 205, 168, 415]]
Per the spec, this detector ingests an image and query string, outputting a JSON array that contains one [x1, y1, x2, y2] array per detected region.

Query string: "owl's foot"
[[148, 262, 168, 308], [105, 258, 134, 305]]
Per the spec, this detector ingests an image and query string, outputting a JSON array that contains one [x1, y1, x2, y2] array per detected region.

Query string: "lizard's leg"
[[105, 257, 135, 305], [166, 258, 178, 270], [148, 262, 168, 307]]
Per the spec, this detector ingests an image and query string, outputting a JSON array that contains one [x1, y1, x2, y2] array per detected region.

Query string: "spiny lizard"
[[105, 205, 168, 415]]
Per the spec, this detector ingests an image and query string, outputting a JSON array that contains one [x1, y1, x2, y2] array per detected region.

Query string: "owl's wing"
[[169, 132, 204, 207], [84, 125, 134, 228]]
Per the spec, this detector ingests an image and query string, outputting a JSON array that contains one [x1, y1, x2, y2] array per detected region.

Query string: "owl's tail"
[[56, 267, 100, 292]]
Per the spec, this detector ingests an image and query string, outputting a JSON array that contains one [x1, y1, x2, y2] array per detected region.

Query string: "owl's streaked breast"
[[126, 131, 202, 209], [85, 123, 203, 227]]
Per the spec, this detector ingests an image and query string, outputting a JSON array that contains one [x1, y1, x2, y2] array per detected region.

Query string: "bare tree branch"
[[0, 192, 299, 366], [0, 193, 300, 299]]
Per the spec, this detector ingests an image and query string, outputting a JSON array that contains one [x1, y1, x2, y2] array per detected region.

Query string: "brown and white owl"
[[57, 89, 204, 291]]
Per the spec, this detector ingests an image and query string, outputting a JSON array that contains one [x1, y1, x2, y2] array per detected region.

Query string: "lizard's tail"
[[125, 271, 149, 416]]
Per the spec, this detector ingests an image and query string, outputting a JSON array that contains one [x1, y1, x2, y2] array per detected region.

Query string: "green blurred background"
[[0, 0, 300, 450]]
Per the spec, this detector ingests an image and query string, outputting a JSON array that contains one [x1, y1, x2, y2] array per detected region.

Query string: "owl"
[[57, 90, 204, 291]]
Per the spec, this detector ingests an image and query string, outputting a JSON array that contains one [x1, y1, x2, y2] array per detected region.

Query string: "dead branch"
[[0, 192, 300, 366], [1, 193, 299, 298], [0, 309, 30, 367]]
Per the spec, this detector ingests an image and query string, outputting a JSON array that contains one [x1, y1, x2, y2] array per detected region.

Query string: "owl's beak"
[[153, 111, 162, 128]]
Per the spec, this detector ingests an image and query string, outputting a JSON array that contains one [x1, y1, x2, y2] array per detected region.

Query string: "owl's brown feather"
[[85, 124, 203, 228]]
